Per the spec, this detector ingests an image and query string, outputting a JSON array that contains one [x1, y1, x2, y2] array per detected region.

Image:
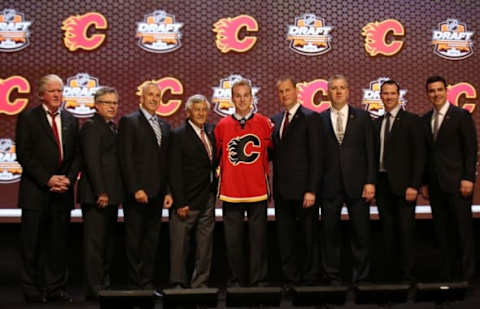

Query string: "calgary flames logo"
[[62, 12, 107, 51], [0, 75, 30, 115], [448, 82, 477, 113], [362, 77, 407, 117], [136, 78, 184, 117], [297, 79, 330, 113], [287, 13, 333, 56], [213, 15, 258, 53], [227, 134, 261, 166], [0, 8, 32, 52], [63, 73, 100, 118], [212, 75, 259, 117], [432, 19, 474, 60], [136, 10, 183, 53], [0, 138, 22, 184], [362, 19, 405, 56]]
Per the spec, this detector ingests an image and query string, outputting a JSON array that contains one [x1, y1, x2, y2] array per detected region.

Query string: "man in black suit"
[[16, 74, 79, 303], [421, 75, 477, 282], [271, 78, 321, 287], [78, 86, 123, 299], [375, 80, 425, 283], [118, 82, 173, 289], [319, 75, 376, 285], [169, 94, 216, 288]]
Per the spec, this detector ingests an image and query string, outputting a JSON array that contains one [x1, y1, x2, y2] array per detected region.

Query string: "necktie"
[[381, 112, 392, 170], [433, 112, 440, 141], [108, 121, 117, 134], [384, 112, 392, 144], [336, 111, 344, 143], [48, 111, 62, 165], [200, 129, 212, 161], [150, 116, 162, 146], [281, 112, 289, 139]]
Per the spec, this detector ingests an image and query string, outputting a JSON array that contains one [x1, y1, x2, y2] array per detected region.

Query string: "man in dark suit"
[[270, 78, 321, 287], [169, 94, 217, 288], [421, 75, 477, 282], [375, 80, 425, 283], [16, 74, 79, 303], [78, 86, 123, 299], [319, 75, 376, 285], [118, 82, 173, 290]]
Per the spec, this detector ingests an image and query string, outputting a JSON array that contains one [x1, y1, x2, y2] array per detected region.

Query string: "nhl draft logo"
[[362, 77, 407, 118], [136, 10, 183, 53], [432, 19, 474, 60], [0, 138, 22, 184], [212, 75, 259, 117], [227, 134, 261, 166], [0, 8, 32, 52], [287, 13, 332, 56], [63, 73, 100, 118]]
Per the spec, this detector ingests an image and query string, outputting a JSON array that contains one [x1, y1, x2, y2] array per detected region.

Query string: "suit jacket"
[[422, 104, 477, 193], [375, 109, 425, 195], [78, 113, 124, 205], [15, 104, 80, 210], [319, 105, 376, 199], [271, 105, 322, 200], [169, 121, 217, 210], [118, 109, 170, 199]]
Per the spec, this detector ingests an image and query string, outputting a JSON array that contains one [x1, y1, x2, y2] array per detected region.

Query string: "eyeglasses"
[[96, 100, 118, 106]]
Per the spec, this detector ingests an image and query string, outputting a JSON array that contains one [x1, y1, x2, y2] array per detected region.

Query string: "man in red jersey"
[[214, 79, 273, 287]]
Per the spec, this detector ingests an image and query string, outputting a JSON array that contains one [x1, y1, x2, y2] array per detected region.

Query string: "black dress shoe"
[[25, 294, 47, 304], [46, 290, 72, 302]]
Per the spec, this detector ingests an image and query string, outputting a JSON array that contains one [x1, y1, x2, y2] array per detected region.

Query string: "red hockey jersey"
[[214, 113, 273, 202]]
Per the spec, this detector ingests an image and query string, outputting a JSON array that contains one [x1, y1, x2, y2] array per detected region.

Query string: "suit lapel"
[[283, 106, 303, 139], [37, 105, 60, 147], [186, 121, 211, 160], [436, 104, 452, 141], [325, 109, 336, 139], [342, 106, 355, 143], [389, 108, 402, 137]]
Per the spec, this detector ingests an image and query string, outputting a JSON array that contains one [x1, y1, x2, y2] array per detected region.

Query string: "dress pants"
[[375, 173, 415, 282], [321, 193, 371, 284], [275, 194, 319, 284], [223, 201, 268, 286], [429, 176, 475, 282], [21, 195, 70, 299], [82, 203, 118, 297], [169, 194, 215, 288], [123, 195, 164, 289]]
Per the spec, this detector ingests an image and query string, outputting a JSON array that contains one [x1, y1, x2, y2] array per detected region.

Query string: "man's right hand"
[[48, 175, 70, 193], [134, 190, 149, 204]]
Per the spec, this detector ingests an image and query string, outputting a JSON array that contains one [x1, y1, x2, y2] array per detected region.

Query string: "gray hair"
[[185, 94, 211, 111], [141, 82, 160, 95], [328, 74, 349, 89], [94, 86, 119, 102], [38, 74, 63, 96]]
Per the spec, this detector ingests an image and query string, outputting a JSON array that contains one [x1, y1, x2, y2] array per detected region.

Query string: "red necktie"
[[49, 111, 62, 166], [200, 129, 212, 161]]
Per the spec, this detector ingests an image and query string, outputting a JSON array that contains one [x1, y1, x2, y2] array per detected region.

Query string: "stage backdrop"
[[1, 0, 479, 217]]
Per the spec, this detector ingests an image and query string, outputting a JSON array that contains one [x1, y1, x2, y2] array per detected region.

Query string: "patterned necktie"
[[48, 111, 62, 165], [336, 110, 344, 143], [433, 112, 440, 141], [200, 129, 212, 161], [281, 112, 289, 139], [150, 116, 162, 146]]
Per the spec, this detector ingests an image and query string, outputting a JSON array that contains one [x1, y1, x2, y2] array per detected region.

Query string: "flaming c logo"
[[213, 15, 258, 53], [297, 79, 330, 113], [137, 78, 184, 117], [362, 19, 405, 56], [0, 76, 30, 115], [448, 83, 477, 113], [62, 12, 107, 51]]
